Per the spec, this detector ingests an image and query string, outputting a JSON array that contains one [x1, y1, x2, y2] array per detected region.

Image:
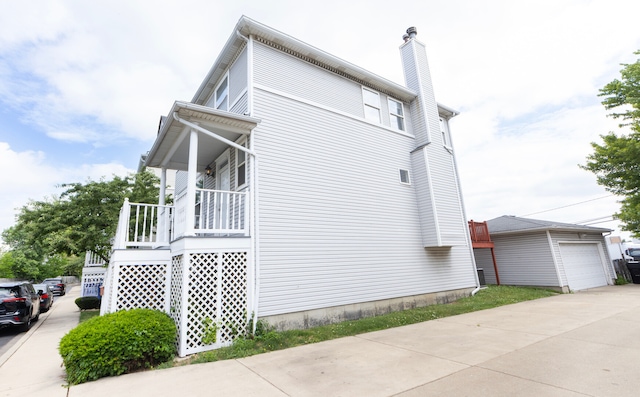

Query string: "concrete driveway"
[[4, 284, 640, 396]]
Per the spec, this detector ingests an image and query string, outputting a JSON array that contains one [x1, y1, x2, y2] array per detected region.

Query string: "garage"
[[473, 216, 615, 292], [559, 243, 608, 291]]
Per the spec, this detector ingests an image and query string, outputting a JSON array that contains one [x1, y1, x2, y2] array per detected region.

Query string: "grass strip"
[[79, 309, 100, 323], [169, 285, 557, 367]]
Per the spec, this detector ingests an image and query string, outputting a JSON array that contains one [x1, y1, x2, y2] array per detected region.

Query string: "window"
[[236, 140, 247, 188], [215, 76, 229, 110], [362, 87, 381, 122], [439, 118, 452, 148], [399, 169, 410, 184], [388, 98, 405, 131]]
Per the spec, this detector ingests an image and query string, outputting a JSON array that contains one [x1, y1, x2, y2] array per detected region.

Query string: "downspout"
[[447, 114, 482, 296], [234, 30, 260, 332], [247, 33, 261, 334]]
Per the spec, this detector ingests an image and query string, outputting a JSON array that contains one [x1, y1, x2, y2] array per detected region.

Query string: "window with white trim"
[[388, 98, 405, 131], [215, 75, 229, 111], [439, 117, 452, 148], [399, 169, 411, 184], [362, 87, 381, 123], [236, 140, 247, 188]]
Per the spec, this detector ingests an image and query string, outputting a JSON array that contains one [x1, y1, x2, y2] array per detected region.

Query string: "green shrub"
[[74, 296, 101, 310], [59, 308, 176, 384]]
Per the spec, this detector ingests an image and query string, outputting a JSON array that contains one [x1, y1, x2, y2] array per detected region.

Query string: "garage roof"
[[486, 215, 611, 235]]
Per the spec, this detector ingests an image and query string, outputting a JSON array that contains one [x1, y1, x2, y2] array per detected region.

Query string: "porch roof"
[[145, 101, 260, 172]]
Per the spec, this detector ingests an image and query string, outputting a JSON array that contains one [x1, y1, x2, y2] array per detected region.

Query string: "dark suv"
[[0, 281, 41, 332], [43, 278, 66, 296]]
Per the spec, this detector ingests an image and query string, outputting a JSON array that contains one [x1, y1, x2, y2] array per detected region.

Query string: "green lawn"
[[79, 309, 100, 323], [166, 285, 557, 368]]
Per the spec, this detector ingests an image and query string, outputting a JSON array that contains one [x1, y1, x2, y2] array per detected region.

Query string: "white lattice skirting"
[[101, 248, 249, 357], [171, 251, 248, 356]]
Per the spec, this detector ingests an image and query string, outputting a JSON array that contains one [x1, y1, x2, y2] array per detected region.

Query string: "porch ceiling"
[[145, 101, 260, 172]]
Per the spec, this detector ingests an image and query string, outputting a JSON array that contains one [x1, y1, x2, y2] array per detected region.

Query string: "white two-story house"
[[100, 16, 480, 357]]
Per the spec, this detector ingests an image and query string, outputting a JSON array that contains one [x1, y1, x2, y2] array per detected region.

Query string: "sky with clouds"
[[1, 0, 639, 244]]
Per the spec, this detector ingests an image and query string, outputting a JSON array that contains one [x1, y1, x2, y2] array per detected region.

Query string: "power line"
[[582, 218, 616, 226], [573, 215, 616, 224], [521, 195, 615, 217]]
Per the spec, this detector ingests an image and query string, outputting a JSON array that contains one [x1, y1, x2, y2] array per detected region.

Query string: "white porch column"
[[159, 168, 167, 206], [158, 167, 167, 242], [185, 129, 198, 236]]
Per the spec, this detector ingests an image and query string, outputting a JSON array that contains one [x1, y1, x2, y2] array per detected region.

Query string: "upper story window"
[[439, 117, 452, 148], [215, 75, 229, 110], [388, 98, 405, 131], [362, 87, 381, 123], [236, 139, 247, 188]]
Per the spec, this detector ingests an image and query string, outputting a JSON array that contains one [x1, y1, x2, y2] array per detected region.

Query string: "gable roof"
[[192, 15, 418, 107], [485, 215, 611, 235]]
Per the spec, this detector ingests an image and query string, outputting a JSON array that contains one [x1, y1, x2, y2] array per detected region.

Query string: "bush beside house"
[[74, 296, 101, 310], [59, 309, 176, 384]]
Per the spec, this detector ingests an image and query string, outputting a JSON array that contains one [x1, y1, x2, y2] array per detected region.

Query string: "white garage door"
[[559, 243, 608, 291]]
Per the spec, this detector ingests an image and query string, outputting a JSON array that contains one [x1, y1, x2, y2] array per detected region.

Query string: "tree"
[[2, 169, 161, 265], [0, 251, 16, 278], [582, 50, 640, 236]]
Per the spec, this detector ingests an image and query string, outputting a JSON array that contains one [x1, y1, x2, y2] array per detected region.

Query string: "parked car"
[[42, 278, 66, 296], [32, 283, 54, 313], [0, 281, 41, 332]]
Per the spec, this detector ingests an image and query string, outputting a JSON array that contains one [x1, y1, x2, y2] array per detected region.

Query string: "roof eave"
[[193, 15, 418, 105], [489, 226, 612, 236]]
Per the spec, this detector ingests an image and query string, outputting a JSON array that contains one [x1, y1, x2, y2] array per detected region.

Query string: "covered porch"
[[101, 101, 261, 356]]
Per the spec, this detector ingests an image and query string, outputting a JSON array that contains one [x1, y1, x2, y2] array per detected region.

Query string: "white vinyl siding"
[[252, 88, 476, 316], [174, 170, 188, 197], [253, 42, 364, 117], [230, 92, 248, 115], [490, 232, 561, 287], [473, 249, 498, 285]]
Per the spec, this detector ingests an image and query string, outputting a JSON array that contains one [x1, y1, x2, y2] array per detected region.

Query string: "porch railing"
[[174, 188, 249, 237], [113, 189, 249, 250], [468, 220, 492, 244], [113, 199, 174, 249]]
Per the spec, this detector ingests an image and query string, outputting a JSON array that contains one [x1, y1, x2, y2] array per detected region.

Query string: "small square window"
[[399, 169, 410, 184]]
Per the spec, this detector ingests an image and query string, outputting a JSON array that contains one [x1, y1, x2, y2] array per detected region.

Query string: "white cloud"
[[0, 142, 133, 239]]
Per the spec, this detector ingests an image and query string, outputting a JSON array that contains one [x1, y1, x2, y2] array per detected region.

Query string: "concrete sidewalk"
[[0, 284, 80, 397], [4, 285, 640, 397]]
